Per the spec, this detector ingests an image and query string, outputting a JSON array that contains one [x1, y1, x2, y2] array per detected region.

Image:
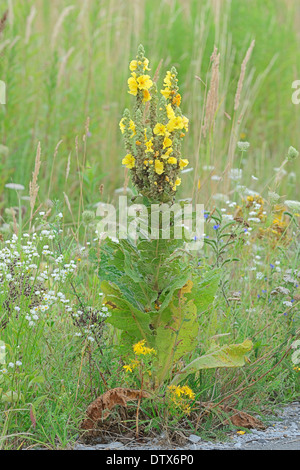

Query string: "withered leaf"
[[81, 387, 150, 431]]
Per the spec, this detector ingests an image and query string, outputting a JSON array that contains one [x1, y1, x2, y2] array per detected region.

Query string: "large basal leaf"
[[101, 280, 153, 344], [154, 294, 198, 385], [170, 339, 253, 385], [188, 269, 220, 314]]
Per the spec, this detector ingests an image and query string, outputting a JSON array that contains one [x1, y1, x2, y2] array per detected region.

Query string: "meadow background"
[[0, 0, 299, 450], [1, 0, 300, 210]]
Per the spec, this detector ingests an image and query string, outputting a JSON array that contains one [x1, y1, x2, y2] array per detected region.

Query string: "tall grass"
[[0, 0, 300, 212]]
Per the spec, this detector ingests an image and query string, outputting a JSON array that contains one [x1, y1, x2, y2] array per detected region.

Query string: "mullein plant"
[[119, 44, 189, 203], [94, 45, 252, 391]]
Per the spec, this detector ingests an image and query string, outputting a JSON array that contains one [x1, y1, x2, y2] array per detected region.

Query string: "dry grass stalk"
[[25, 6, 36, 44], [202, 46, 220, 138], [29, 142, 41, 226], [57, 47, 74, 84], [65, 152, 71, 182], [234, 39, 255, 111], [51, 5, 75, 50]]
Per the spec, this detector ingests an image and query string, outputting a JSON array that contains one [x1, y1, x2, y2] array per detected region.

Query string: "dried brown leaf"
[[81, 387, 150, 431]]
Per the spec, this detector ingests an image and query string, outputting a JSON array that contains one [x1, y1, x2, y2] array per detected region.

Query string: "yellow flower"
[[137, 74, 153, 90], [145, 139, 154, 153], [129, 119, 136, 137], [180, 385, 195, 399], [129, 60, 138, 71], [164, 71, 172, 87], [155, 159, 164, 175], [123, 364, 133, 372], [119, 117, 126, 134], [167, 116, 184, 132], [179, 158, 189, 169], [142, 89, 151, 103], [172, 93, 181, 106], [128, 73, 138, 96], [172, 178, 181, 191], [161, 87, 171, 99], [166, 103, 175, 120], [162, 147, 173, 158], [167, 157, 177, 165], [143, 58, 150, 71], [163, 136, 172, 149], [133, 339, 155, 355], [182, 115, 189, 131], [122, 154, 135, 169], [237, 431, 246, 435], [153, 123, 167, 136]]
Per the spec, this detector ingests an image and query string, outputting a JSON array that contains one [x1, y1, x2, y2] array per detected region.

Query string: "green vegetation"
[[0, 0, 299, 450]]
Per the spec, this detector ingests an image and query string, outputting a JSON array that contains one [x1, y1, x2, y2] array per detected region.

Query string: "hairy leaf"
[[170, 339, 253, 385]]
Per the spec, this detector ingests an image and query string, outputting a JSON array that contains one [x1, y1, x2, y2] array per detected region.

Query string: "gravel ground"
[[74, 402, 300, 451]]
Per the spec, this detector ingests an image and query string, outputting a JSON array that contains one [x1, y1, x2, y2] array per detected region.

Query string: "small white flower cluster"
[[229, 168, 242, 181], [0, 360, 22, 374]]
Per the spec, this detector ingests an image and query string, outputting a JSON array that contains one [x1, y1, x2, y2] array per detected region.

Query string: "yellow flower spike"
[[179, 158, 189, 169], [137, 74, 153, 90], [122, 154, 135, 169], [153, 123, 167, 136], [155, 160, 164, 175]]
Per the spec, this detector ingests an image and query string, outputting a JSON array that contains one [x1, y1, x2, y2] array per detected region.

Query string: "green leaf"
[[170, 339, 253, 385], [188, 269, 220, 313], [154, 296, 198, 385], [101, 280, 153, 344], [1, 391, 20, 403]]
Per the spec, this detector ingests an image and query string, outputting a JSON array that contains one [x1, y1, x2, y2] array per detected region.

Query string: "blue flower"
[[213, 224, 220, 230]]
